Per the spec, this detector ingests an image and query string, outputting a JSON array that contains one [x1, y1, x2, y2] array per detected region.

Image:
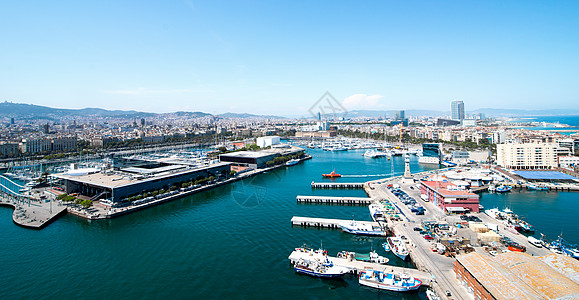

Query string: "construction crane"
[[396, 124, 403, 149]]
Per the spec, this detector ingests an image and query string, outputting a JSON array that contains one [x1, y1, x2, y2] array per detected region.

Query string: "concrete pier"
[[288, 250, 432, 286], [0, 196, 67, 229], [296, 195, 374, 205], [291, 216, 383, 229], [311, 182, 364, 189]]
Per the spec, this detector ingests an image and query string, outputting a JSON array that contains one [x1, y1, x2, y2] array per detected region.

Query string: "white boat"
[[293, 257, 350, 278], [527, 236, 543, 248], [426, 289, 441, 300], [359, 270, 422, 291], [340, 220, 387, 237], [368, 203, 387, 222], [364, 150, 379, 158], [285, 159, 300, 166], [337, 250, 388, 264], [387, 236, 409, 260]]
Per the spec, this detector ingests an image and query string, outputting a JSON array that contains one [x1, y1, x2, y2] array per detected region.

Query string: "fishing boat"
[[340, 220, 387, 237], [285, 159, 300, 166], [495, 185, 512, 193], [322, 170, 341, 178], [358, 270, 422, 292], [293, 257, 350, 278], [337, 250, 388, 264], [517, 219, 534, 233], [387, 236, 409, 260]]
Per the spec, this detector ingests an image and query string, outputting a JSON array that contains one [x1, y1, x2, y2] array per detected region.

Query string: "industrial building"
[[455, 252, 579, 300], [51, 160, 231, 203], [219, 145, 304, 169], [420, 180, 480, 213]]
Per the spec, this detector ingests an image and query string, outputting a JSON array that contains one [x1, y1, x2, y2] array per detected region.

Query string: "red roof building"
[[421, 181, 480, 213]]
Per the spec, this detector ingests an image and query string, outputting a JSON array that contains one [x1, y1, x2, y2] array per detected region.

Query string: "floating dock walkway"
[[311, 182, 364, 189], [288, 250, 431, 286], [296, 195, 374, 205]]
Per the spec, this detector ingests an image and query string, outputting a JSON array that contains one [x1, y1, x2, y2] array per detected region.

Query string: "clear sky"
[[1, 1, 578, 116]]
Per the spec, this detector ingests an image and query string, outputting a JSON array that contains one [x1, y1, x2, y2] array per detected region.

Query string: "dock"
[[0, 196, 67, 229], [291, 216, 386, 229], [296, 195, 374, 205], [311, 182, 364, 189], [288, 250, 432, 286]]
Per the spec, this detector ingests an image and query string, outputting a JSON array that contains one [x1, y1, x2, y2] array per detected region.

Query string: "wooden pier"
[[296, 195, 374, 205], [288, 250, 431, 286], [311, 182, 365, 189]]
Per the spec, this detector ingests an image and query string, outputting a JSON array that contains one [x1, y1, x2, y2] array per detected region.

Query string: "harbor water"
[[0, 148, 575, 299]]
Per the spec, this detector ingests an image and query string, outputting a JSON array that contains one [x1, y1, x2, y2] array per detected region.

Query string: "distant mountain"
[[218, 112, 286, 119], [0, 102, 155, 118], [171, 111, 213, 118]]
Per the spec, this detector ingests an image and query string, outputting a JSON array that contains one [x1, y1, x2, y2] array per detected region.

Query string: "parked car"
[[424, 235, 434, 240], [413, 227, 422, 231]]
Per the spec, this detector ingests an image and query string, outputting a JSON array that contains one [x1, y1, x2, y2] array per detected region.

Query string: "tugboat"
[[322, 169, 341, 178], [358, 269, 422, 292]]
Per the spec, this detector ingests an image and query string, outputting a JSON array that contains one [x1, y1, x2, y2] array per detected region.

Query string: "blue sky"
[[1, 1, 578, 116]]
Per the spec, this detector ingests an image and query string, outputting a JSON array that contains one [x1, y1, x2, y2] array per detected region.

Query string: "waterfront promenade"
[[0, 194, 67, 229]]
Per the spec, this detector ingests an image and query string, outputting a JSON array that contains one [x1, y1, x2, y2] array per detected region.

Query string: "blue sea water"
[[0, 149, 576, 299], [512, 115, 579, 135]]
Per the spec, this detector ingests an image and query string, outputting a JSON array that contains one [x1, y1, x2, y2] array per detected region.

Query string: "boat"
[[285, 159, 300, 166], [337, 250, 388, 264], [382, 242, 390, 252], [293, 257, 350, 278], [526, 183, 549, 191], [517, 219, 534, 233], [426, 289, 441, 300], [363, 150, 379, 158], [358, 269, 422, 292], [527, 236, 543, 248], [322, 169, 341, 178], [495, 185, 512, 193], [387, 236, 409, 260], [340, 220, 387, 237]]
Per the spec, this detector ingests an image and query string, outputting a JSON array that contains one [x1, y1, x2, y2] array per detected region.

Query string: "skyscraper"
[[451, 100, 465, 121], [394, 110, 405, 120]]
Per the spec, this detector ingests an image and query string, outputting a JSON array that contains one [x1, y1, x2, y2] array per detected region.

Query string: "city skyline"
[[1, 1, 578, 115]]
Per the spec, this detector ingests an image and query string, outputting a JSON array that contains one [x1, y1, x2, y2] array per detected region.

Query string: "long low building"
[[218, 145, 304, 169], [51, 161, 231, 203], [455, 252, 579, 300]]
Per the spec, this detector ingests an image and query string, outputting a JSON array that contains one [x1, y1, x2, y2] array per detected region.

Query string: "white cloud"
[[342, 94, 385, 109]]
